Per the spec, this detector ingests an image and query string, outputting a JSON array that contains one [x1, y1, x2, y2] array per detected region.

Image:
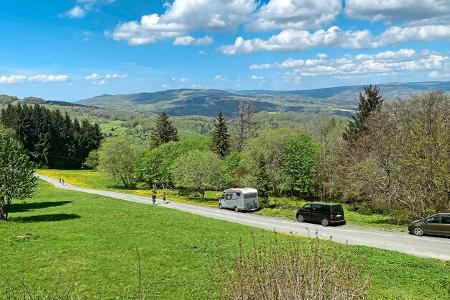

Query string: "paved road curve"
[[37, 174, 450, 261]]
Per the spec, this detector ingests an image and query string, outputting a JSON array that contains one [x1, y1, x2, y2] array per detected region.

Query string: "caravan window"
[[244, 193, 257, 199], [225, 194, 233, 200]]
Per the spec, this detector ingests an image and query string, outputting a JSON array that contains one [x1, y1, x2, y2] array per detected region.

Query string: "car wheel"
[[219, 203, 223, 209], [413, 226, 424, 236], [234, 206, 239, 212], [321, 218, 329, 227], [297, 215, 304, 222]]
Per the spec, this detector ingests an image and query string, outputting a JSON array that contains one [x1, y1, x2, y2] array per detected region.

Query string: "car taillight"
[[330, 214, 333, 220]]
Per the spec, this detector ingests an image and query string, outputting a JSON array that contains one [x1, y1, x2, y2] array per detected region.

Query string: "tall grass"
[[214, 237, 370, 300]]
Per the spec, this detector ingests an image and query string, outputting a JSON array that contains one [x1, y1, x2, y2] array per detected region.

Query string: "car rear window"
[[331, 205, 343, 214]]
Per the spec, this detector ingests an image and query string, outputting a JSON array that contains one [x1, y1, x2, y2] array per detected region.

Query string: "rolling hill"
[[77, 81, 450, 117]]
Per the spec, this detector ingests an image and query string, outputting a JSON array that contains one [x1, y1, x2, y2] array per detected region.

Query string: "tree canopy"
[[0, 132, 37, 221], [151, 112, 179, 146]]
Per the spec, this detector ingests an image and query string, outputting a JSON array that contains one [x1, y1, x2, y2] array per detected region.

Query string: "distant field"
[[37, 169, 405, 232], [0, 181, 448, 299]]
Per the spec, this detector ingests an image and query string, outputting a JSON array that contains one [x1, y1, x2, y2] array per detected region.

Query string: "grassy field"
[[37, 169, 404, 232], [0, 181, 449, 298]]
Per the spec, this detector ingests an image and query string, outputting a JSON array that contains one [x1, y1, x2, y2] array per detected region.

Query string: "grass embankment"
[[1, 181, 448, 298], [37, 169, 404, 232]]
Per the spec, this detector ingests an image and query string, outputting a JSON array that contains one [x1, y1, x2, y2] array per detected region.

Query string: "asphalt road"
[[37, 174, 450, 261]]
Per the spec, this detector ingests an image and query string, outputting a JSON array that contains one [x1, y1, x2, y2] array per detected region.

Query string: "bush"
[[170, 150, 228, 198], [135, 135, 211, 188], [214, 238, 370, 300]]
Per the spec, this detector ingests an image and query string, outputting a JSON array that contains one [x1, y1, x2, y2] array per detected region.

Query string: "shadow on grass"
[[10, 201, 72, 213], [11, 213, 80, 223]]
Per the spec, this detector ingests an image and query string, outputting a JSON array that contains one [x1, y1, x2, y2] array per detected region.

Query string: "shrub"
[[214, 237, 370, 300]]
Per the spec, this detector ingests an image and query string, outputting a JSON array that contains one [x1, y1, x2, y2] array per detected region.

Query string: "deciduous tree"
[[170, 150, 227, 198], [0, 133, 37, 221]]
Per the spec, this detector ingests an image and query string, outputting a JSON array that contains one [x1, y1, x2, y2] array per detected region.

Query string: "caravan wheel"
[[219, 203, 223, 209], [234, 206, 239, 212]]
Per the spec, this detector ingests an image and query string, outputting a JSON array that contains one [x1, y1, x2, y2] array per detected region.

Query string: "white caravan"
[[218, 188, 259, 212]]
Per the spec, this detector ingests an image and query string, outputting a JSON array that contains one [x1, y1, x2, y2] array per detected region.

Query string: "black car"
[[296, 202, 345, 226], [408, 213, 450, 237]]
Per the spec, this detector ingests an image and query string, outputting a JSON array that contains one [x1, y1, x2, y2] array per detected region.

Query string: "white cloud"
[[0, 75, 27, 84], [250, 49, 450, 82], [374, 24, 450, 46], [65, 6, 86, 18], [214, 75, 225, 81], [345, 0, 450, 23], [251, 75, 265, 80], [247, 0, 341, 31], [172, 77, 189, 82], [28, 74, 69, 83], [173, 35, 213, 46], [222, 23, 450, 54], [105, 73, 128, 79], [221, 26, 341, 55], [112, 0, 256, 45], [61, 0, 114, 18], [85, 72, 127, 85], [0, 74, 69, 84], [85, 73, 101, 80]]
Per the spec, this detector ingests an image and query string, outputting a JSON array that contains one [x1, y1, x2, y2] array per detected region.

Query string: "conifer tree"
[[343, 85, 384, 143], [212, 111, 230, 158], [151, 112, 178, 146]]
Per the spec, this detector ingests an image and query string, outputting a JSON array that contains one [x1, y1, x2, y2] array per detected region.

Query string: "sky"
[[1, 0, 450, 101]]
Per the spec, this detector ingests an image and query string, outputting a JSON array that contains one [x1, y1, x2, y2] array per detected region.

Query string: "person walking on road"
[[162, 191, 167, 204], [151, 187, 157, 205]]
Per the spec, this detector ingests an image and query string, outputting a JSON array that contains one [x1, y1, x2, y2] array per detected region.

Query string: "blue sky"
[[1, 0, 450, 101]]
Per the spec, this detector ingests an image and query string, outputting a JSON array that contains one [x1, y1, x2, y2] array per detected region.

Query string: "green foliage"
[[151, 112, 179, 146], [135, 135, 211, 187], [282, 134, 319, 196], [0, 103, 102, 168], [343, 85, 383, 143], [339, 91, 450, 221], [83, 150, 99, 169], [211, 112, 230, 158], [171, 150, 228, 197], [98, 136, 145, 189], [0, 133, 37, 220], [244, 128, 298, 196]]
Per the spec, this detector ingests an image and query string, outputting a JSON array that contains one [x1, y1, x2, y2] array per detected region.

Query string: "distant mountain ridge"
[[77, 81, 450, 117]]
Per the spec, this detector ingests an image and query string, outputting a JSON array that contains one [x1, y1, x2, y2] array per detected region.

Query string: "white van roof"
[[224, 188, 258, 194]]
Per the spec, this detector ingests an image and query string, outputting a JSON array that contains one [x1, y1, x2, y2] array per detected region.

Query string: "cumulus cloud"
[[0, 74, 69, 84], [173, 35, 213, 46], [214, 75, 225, 81], [64, 6, 86, 18], [0, 75, 27, 84], [113, 0, 256, 45], [28, 74, 69, 83], [247, 0, 341, 31], [251, 75, 265, 80], [345, 0, 450, 24], [61, 0, 114, 19], [85, 72, 127, 85], [222, 23, 450, 54], [221, 26, 341, 55], [249, 49, 450, 82]]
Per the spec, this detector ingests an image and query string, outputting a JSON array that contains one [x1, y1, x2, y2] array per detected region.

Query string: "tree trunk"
[[0, 201, 9, 221]]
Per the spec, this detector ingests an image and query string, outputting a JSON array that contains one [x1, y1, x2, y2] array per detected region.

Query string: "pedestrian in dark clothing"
[[162, 192, 166, 204], [151, 187, 157, 205]]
